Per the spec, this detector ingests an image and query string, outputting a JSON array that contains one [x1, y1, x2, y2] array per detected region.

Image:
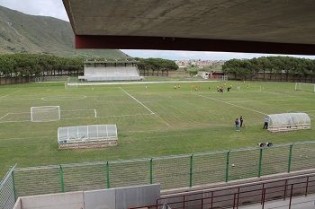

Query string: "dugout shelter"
[[58, 124, 118, 149], [266, 113, 311, 133]]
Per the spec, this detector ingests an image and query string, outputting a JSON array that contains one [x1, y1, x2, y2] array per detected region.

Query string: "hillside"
[[0, 6, 128, 58]]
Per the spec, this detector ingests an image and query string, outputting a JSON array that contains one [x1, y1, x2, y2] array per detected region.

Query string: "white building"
[[79, 60, 142, 81]]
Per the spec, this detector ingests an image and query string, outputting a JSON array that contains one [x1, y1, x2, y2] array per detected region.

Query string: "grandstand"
[[78, 60, 142, 82]]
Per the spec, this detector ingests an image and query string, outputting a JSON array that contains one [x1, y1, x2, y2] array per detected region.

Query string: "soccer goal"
[[65, 77, 79, 89], [30, 106, 61, 122], [294, 82, 315, 93]]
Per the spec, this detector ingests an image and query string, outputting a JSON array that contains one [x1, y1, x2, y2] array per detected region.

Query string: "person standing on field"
[[263, 117, 269, 129], [240, 116, 244, 127], [235, 118, 240, 131]]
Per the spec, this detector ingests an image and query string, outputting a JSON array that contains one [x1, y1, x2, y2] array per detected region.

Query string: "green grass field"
[[0, 80, 314, 177]]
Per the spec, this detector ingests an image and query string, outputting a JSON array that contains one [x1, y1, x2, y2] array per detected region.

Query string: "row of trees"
[[0, 54, 83, 78], [136, 58, 178, 75], [222, 56, 315, 82], [0, 54, 178, 79]]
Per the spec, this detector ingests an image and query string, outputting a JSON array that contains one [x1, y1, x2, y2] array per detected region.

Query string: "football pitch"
[[0, 80, 314, 176]]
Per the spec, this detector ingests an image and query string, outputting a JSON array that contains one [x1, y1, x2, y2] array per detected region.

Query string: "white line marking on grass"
[[0, 89, 23, 100], [0, 120, 30, 124], [41, 95, 87, 101], [119, 87, 155, 115], [99, 113, 154, 119], [0, 112, 30, 121], [0, 136, 52, 141], [120, 87, 172, 128], [0, 113, 9, 120], [94, 109, 97, 118], [197, 94, 267, 115], [0, 95, 9, 99]]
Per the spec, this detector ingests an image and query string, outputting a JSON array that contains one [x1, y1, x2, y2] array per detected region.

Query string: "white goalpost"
[[30, 106, 61, 122], [295, 82, 315, 93]]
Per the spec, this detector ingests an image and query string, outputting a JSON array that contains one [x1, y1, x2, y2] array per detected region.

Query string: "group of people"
[[216, 85, 232, 93], [235, 116, 244, 131], [234, 116, 270, 131]]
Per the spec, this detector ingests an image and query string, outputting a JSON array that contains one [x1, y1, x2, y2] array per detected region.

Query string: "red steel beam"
[[75, 35, 315, 55]]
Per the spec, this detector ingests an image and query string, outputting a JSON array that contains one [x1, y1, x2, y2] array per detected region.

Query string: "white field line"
[[41, 95, 87, 101], [120, 87, 172, 127], [119, 87, 155, 115], [0, 111, 30, 120], [0, 95, 9, 99], [0, 113, 9, 120], [99, 113, 153, 119], [197, 94, 267, 116], [0, 120, 30, 124], [94, 109, 97, 118], [0, 89, 22, 100], [62, 109, 95, 112], [62, 113, 155, 120], [0, 136, 52, 141]]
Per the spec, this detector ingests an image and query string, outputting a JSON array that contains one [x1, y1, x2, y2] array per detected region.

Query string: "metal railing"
[[130, 173, 315, 209]]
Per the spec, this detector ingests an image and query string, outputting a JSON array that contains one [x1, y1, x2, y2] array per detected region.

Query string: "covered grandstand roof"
[[63, 0, 315, 54]]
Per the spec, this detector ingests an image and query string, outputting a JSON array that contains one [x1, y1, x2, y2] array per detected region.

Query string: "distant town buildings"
[[175, 60, 225, 69]]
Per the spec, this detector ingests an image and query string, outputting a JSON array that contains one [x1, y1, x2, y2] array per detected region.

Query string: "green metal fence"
[[0, 165, 16, 209], [1, 142, 315, 207]]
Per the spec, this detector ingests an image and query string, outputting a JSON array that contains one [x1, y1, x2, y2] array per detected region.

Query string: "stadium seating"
[[79, 66, 142, 81]]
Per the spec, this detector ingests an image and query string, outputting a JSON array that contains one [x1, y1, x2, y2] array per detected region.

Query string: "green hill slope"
[[0, 6, 128, 58]]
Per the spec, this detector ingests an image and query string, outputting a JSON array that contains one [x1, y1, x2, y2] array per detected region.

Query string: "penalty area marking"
[[197, 94, 267, 116]]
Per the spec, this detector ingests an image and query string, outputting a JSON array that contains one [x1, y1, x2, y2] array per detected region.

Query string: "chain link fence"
[[1, 142, 315, 209], [0, 166, 16, 209]]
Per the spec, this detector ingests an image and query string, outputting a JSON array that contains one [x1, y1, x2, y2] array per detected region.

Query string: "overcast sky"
[[0, 0, 314, 60]]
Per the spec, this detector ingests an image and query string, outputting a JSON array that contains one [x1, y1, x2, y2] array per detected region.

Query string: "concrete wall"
[[12, 198, 22, 209], [21, 191, 84, 209], [14, 184, 160, 209]]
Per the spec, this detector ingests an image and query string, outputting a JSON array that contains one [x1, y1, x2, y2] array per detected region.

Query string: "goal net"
[[295, 82, 315, 93], [65, 77, 79, 89], [31, 106, 61, 122]]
